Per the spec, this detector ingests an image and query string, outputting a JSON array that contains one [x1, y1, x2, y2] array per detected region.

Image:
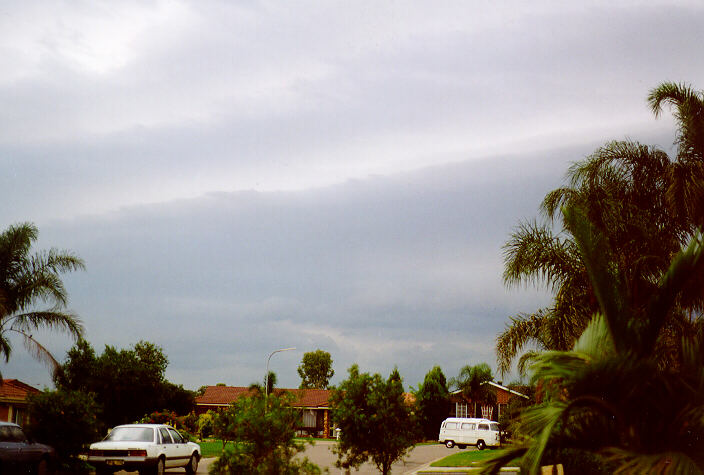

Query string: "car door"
[[0, 425, 22, 470], [167, 428, 189, 467], [158, 427, 178, 468]]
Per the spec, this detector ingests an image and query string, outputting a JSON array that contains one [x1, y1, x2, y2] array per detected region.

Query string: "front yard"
[[431, 449, 519, 467]]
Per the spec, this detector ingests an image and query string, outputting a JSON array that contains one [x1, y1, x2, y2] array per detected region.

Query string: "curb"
[[416, 467, 520, 474]]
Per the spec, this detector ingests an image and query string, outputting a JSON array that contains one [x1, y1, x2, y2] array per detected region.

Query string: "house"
[[449, 381, 529, 421], [195, 386, 334, 437], [0, 379, 40, 426]]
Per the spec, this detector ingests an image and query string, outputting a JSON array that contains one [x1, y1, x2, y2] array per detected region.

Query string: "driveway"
[[300, 441, 453, 474], [112, 456, 214, 474]]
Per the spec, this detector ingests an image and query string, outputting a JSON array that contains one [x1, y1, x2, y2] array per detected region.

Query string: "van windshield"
[[490, 423, 499, 431]]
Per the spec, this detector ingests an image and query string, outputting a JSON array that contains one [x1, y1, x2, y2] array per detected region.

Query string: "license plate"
[[107, 460, 124, 466]]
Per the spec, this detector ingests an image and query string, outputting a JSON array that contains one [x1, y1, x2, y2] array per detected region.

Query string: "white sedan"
[[88, 424, 200, 475]]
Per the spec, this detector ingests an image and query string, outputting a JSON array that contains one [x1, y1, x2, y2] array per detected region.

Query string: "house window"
[[302, 410, 316, 428], [456, 403, 468, 418], [12, 408, 24, 427]]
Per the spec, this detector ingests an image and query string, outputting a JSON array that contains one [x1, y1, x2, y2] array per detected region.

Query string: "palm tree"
[[0, 223, 85, 378], [483, 206, 704, 474], [649, 82, 704, 230], [498, 82, 704, 376], [449, 363, 496, 418], [498, 140, 683, 375]]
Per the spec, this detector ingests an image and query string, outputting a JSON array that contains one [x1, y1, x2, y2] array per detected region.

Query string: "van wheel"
[[477, 440, 486, 450], [445, 440, 455, 448]]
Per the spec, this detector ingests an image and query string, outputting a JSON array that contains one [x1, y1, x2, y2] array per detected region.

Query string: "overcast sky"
[[2, 1, 703, 391]]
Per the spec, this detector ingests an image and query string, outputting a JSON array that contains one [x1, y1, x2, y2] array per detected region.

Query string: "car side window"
[[159, 428, 173, 444], [168, 428, 183, 443], [445, 422, 457, 429], [461, 423, 475, 430], [478, 423, 489, 430]]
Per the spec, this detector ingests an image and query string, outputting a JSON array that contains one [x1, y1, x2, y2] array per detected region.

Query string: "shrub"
[[26, 389, 102, 473]]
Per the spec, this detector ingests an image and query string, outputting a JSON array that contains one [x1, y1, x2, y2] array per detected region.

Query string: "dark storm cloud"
[[8, 151, 566, 388]]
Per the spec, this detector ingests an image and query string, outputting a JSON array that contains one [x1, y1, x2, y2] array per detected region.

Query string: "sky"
[[2, 0, 703, 392]]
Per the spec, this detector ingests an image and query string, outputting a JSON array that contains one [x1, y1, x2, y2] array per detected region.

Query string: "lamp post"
[[265, 347, 296, 399]]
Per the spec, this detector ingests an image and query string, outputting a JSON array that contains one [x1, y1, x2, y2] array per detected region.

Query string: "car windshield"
[[105, 427, 154, 442]]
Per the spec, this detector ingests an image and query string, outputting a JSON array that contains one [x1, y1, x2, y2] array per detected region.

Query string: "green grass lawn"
[[430, 449, 520, 467], [198, 438, 337, 458]]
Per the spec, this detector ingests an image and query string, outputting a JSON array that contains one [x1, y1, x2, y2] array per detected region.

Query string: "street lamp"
[[265, 347, 296, 399]]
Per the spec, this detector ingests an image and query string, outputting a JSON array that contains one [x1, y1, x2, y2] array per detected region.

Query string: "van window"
[[490, 423, 499, 431], [478, 424, 489, 431], [461, 423, 475, 430], [445, 422, 457, 429]]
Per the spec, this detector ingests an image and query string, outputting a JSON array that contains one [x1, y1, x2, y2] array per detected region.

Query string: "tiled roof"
[[0, 379, 40, 401], [196, 386, 332, 408]]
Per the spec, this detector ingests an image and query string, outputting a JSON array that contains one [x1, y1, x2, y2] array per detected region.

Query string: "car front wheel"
[[185, 454, 199, 474], [477, 440, 486, 450]]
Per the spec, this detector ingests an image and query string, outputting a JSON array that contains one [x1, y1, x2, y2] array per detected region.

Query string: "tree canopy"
[[0, 222, 85, 378], [449, 363, 495, 418], [297, 349, 334, 389], [413, 366, 450, 440], [55, 339, 194, 427], [330, 365, 417, 475]]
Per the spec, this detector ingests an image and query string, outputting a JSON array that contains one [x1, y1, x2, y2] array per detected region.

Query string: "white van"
[[438, 417, 500, 450]]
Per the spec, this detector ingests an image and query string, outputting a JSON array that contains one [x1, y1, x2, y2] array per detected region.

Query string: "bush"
[[198, 411, 215, 439], [26, 389, 102, 473]]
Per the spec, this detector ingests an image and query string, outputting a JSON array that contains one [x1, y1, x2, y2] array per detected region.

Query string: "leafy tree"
[[26, 389, 101, 473], [449, 363, 496, 418], [297, 349, 334, 389], [330, 365, 417, 475], [497, 82, 704, 376], [0, 222, 85, 378], [413, 366, 450, 440], [482, 205, 704, 474], [55, 339, 194, 427], [209, 393, 320, 474]]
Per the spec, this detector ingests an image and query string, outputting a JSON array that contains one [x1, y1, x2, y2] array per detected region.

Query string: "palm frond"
[[605, 447, 701, 475], [15, 329, 60, 377], [496, 310, 551, 376], [8, 311, 84, 339], [502, 221, 579, 291], [561, 204, 630, 352], [642, 231, 704, 355]]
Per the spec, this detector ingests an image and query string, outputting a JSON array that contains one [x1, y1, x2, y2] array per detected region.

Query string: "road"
[[298, 441, 452, 474], [113, 442, 452, 474]]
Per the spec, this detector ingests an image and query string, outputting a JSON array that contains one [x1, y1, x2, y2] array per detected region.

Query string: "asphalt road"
[[297, 441, 453, 474], [113, 442, 452, 474]]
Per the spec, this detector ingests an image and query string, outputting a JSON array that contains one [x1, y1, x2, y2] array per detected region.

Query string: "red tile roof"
[[0, 379, 40, 401], [196, 386, 332, 408]]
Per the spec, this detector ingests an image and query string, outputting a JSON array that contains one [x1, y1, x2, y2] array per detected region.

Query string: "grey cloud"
[[6, 152, 562, 389]]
